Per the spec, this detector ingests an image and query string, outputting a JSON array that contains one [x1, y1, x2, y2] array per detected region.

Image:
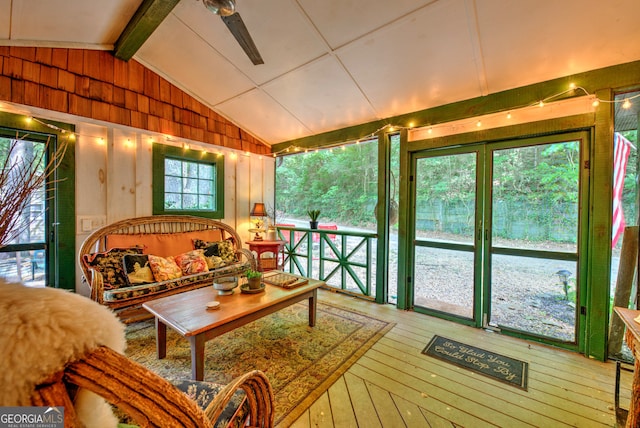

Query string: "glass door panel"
[[488, 141, 581, 343], [414, 151, 478, 320], [490, 255, 577, 341], [0, 137, 48, 286]]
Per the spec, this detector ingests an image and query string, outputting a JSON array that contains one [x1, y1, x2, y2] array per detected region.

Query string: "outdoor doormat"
[[422, 335, 528, 390]]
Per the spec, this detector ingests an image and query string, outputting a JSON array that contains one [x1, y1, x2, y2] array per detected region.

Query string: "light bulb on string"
[[623, 99, 631, 109], [506, 112, 512, 119]]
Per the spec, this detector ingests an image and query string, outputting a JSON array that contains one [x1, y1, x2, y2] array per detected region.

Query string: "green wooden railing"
[[276, 226, 377, 298]]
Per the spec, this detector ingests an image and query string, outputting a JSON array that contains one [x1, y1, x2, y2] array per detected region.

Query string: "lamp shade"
[[250, 202, 267, 217]]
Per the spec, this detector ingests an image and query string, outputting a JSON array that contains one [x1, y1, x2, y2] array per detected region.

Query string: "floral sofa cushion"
[[102, 260, 250, 302], [82, 247, 143, 289], [173, 249, 209, 275], [194, 239, 238, 263], [148, 255, 183, 281]]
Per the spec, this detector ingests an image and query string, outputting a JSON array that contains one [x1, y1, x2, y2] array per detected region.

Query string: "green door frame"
[[481, 131, 590, 352], [407, 144, 485, 327], [399, 114, 604, 358], [0, 112, 76, 290]]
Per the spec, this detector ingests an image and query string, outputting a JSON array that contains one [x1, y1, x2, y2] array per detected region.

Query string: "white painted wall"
[[74, 121, 275, 295]]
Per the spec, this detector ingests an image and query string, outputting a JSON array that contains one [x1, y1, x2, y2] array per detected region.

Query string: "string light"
[[271, 84, 639, 157], [12, 113, 262, 162]]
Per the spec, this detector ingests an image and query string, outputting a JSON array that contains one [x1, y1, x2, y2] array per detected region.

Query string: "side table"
[[247, 240, 285, 272]]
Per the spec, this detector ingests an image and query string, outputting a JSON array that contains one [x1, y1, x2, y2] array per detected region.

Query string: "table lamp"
[[249, 202, 267, 240]]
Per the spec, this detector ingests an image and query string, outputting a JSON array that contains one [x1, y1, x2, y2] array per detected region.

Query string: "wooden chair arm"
[[86, 268, 105, 304], [30, 372, 80, 428], [64, 346, 213, 428], [203, 370, 274, 428]]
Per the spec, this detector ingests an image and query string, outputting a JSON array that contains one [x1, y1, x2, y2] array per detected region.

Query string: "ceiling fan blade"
[[221, 12, 264, 65]]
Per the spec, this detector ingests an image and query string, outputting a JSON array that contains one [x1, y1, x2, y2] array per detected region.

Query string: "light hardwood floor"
[[289, 289, 633, 428]]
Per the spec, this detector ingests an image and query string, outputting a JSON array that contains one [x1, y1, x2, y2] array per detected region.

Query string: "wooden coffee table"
[[142, 275, 324, 381]]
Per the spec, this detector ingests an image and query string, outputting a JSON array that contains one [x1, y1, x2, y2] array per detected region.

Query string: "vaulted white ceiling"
[[2, 0, 640, 145]]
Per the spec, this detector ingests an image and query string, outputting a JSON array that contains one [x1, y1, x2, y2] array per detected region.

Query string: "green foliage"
[[275, 132, 638, 245], [307, 209, 321, 221], [276, 138, 380, 226], [245, 269, 262, 279]]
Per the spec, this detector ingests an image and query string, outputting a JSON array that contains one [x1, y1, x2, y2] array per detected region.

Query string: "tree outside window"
[[152, 144, 224, 218]]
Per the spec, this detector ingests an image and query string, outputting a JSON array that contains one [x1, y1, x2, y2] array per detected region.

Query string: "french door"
[[411, 132, 588, 346]]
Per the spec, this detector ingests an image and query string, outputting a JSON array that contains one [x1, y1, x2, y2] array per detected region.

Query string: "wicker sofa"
[[79, 215, 256, 323]]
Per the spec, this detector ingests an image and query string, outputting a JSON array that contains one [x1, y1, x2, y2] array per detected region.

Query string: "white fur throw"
[[0, 280, 126, 427]]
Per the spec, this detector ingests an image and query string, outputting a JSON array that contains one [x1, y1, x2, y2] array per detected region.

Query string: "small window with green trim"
[[152, 144, 224, 218]]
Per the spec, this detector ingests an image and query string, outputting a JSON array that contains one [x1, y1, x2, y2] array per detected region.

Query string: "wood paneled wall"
[[0, 46, 268, 154], [70, 123, 274, 295]]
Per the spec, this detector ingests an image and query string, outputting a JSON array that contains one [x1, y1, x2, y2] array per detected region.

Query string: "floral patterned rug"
[[125, 301, 394, 427]]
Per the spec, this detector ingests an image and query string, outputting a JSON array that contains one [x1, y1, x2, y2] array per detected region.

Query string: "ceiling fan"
[[201, 0, 264, 65]]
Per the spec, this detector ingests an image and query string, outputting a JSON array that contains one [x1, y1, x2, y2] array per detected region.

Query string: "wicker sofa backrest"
[[78, 215, 246, 286]]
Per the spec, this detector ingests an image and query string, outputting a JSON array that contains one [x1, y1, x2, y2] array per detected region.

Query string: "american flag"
[[612, 132, 632, 248]]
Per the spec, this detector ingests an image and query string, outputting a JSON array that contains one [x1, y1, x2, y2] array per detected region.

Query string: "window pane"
[[183, 162, 199, 178], [199, 163, 213, 178], [199, 179, 213, 195], [165, 176, 181, 193], [182, 194, 198, 210], [165, 193, 181, 209], [183, 177, 198, 194], [165, 159, 181, 175], [199, 195, 214, 210]]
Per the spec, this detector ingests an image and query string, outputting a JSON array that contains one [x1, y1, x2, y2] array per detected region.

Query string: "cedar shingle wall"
[[0, 46, 268, 154]]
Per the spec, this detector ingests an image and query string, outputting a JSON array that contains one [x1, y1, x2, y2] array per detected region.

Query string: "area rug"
[[125, 301, 394, 426], [422, 335, 528, 390]]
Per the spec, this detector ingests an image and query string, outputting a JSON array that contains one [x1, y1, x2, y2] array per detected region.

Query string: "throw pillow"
[[123, 254, 155, 285], [173, 250, 209, 275], [148, 255, 183, 282], [193, 239, 237, 264], [82, 247, 143, 289]]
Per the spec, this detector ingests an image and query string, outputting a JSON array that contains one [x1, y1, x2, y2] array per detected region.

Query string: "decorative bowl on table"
[[213, 276, 238, 295]]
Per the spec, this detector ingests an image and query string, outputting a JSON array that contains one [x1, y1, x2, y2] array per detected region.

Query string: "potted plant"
[[307, 209, 321, 229], [245, 269, 263, 289]]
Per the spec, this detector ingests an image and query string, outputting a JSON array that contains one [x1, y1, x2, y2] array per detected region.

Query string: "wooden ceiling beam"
[[114, 0, 181, 61]]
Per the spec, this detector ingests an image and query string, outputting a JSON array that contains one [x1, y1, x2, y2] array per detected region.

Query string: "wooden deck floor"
[[290, 289, 634, 428]]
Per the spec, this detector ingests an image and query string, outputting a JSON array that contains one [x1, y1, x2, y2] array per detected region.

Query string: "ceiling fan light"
[[202, 0, 235, 16]]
